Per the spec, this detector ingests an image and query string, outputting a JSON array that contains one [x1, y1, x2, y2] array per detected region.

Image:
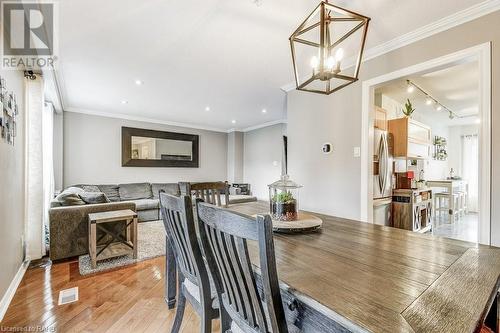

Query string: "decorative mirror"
[[122, 127, 199, 167]]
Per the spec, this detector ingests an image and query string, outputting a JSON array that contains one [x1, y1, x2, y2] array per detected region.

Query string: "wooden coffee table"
[[88, 209, 138, 269]]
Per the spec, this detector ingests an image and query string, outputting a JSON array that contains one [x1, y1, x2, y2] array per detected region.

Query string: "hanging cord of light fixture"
[[406, 79, 461, 119]]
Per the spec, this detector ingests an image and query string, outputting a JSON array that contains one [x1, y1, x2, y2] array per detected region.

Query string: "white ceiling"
[[56, 0, 487, 131], [376, 59, 480, 126]]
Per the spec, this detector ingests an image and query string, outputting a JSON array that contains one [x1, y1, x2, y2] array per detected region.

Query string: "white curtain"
[[26, 76, 54, 259], [26, 77, 44, 259], [42, 102, 54, 253], [462, 134, 479, 212]]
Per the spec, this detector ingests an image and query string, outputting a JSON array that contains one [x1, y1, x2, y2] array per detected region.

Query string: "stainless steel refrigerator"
[[373, 128, 393, 226]]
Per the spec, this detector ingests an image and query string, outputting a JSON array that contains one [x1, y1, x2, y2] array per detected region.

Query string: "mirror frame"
[[122, 126, 199, 167]]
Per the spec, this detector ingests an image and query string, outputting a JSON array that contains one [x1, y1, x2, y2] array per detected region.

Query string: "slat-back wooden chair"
[[159, 192, 218, 333], [196, 200, 289, 333], [180, 181, 230, 207]]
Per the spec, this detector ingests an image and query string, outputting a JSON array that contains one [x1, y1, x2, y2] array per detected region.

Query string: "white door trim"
[[360, 42, 492, 245]]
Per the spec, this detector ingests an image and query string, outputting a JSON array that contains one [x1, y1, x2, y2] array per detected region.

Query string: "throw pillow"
[[81, 185, 101, 193], [97, 185, 121, 202], [56, 187, 86, 206], [79, 192, 110, 204]]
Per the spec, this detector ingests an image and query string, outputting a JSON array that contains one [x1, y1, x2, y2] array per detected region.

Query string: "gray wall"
[[63, 112, 228, 185], [243, 124, 285, 200], [0, 70, 26, 302], [287, 11, 500, 243]]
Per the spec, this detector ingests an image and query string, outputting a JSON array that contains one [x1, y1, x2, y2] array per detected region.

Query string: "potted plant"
[[402, 99, 415, 118], [270, 191, 298, 221]]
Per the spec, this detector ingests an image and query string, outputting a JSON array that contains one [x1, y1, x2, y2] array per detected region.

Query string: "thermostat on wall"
[[322, 143, 333, 154]]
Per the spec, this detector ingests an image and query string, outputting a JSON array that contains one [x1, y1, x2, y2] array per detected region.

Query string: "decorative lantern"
[[268, 175, 302, 221], [289, 1, 370, 95]]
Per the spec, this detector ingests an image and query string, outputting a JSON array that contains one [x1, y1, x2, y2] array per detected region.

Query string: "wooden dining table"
[[164, 201, 500, 333]]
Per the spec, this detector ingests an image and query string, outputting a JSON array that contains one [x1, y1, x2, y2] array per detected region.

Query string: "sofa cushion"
[[81, 185, 101, 193], [119, 183, 153, 200], [79, 192, 110, 204], [132, 199, 159, 211], [97, 185, 120, 202], [56, 187, 86, 206], [50, 199, 62, 208], [151, 183, 180, 198]]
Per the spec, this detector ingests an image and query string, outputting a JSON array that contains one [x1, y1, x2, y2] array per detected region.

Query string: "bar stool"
[[456, 191, 466, 217], [434, 192, 460, 224]]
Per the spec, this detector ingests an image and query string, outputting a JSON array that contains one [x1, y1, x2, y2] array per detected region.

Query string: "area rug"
[[79, 220, 165, 275]]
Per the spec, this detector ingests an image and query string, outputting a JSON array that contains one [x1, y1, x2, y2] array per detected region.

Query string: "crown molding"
[[65, 107, 230, 133], [281, 0, 500, 92], [65, 107, 287, 134], [237, 119, 287, 133]]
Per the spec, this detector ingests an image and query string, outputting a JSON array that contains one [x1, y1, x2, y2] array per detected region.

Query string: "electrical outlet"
[[353, 146, 361, 158]]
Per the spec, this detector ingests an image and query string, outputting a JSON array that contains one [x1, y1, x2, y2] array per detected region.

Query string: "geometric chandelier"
[[289, 1, 370, 95]]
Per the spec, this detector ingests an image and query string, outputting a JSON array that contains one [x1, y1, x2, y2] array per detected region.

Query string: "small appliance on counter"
[[396, 171, 414, 189]]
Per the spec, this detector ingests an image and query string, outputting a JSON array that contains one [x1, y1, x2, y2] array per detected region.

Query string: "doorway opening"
[[360, 43, 491, 245]]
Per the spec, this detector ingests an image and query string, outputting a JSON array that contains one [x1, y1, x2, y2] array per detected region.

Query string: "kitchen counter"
[[166, 201, 500, 333], [393, 187, 432, 194]]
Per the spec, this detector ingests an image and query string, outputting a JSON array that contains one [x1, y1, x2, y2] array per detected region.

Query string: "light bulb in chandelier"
[[326, 56, 335, 70], [335, 48, 344, 62], [407, 84, 415, 93], [310, 56, 319, 69], [436, 105, 443, 111], [426, 97, 433, 105]]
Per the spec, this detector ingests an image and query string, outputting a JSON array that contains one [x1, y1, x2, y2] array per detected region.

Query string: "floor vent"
[[58, 287, 79, 305]]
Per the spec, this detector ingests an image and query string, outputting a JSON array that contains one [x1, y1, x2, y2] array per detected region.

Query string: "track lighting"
[[407, 84, 415, 93], [406, 79, 459, 119]]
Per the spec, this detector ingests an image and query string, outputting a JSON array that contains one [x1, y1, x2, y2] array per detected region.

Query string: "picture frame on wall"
[[0, 101, 3, 127], [0, 76, 19, 146]]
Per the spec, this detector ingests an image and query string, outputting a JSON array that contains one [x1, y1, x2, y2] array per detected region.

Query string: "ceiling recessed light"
[[205, 106, 210, 111], [121, 100, 128, 104], [135, 80, 143, 85], [231, 120, 236, 124], [262, 108, 267, 113]]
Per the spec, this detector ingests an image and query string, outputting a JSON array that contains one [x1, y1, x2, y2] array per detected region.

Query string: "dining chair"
[[180, 181, 230, 207], [196, 200, 289, 333], [159, 192, 219, 333]]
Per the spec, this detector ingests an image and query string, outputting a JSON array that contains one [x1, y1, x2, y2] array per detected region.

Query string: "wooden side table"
[[88, 209, 138, 269]]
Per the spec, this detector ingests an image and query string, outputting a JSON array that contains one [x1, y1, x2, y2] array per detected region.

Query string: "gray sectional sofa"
[[49, 182, 258, 261], [49, 182, 180, 261]]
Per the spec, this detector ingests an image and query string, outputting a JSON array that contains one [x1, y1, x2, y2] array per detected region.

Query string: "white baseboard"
[[0, 260, 30, 322]]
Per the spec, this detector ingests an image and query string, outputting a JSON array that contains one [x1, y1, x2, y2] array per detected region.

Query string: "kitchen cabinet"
[[388, 117, 431, 159], [374, 106, 387, 130], [392, 188, 433, 232]]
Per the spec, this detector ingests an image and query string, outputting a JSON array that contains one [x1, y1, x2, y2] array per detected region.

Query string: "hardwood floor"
[[1, 256, 218, 332]]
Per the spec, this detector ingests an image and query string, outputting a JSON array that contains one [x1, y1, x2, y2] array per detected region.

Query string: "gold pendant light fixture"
[[289, 1, 370, 95]]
